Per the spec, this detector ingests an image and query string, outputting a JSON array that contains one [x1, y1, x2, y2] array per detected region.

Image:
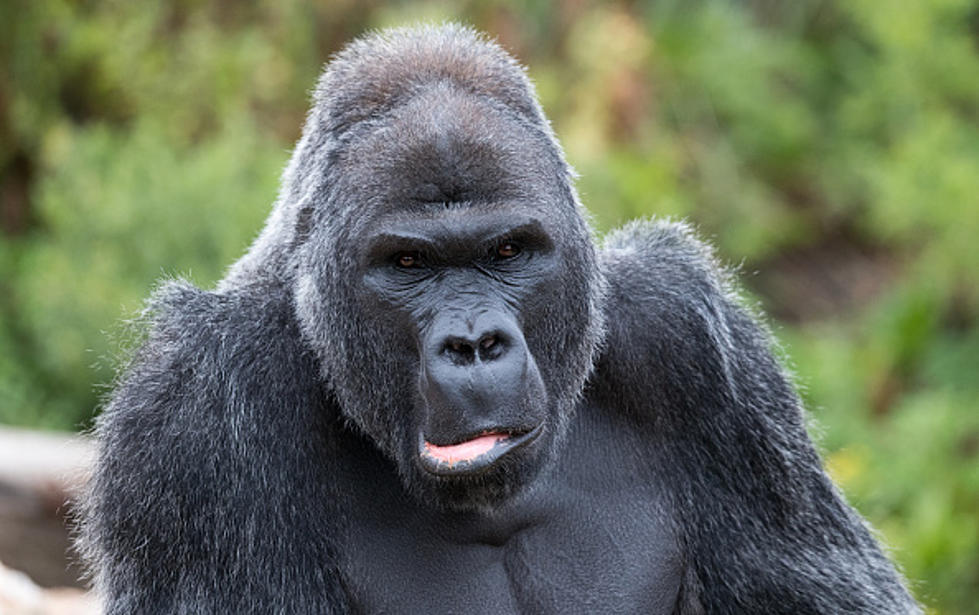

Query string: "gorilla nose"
[[441, 331, 509, 365], [420, 314, 538, 442]]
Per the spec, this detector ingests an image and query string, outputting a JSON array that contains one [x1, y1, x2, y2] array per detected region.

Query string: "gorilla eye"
[[396, 252, 422, 268], [496, 242, 521, 259]]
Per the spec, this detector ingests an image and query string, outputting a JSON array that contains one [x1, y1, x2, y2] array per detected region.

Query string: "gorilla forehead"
[[337, 83, 567, 218]]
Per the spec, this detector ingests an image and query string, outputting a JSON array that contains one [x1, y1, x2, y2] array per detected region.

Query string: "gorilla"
[[82, 24, 921, 614]]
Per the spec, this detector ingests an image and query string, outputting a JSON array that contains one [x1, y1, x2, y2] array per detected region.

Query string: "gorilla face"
[[295, 81, 604, 510], [363, 209, 553, 466], [362, 205, 556, 490]]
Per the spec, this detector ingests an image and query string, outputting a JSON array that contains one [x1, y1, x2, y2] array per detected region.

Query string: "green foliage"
[[2, 119, 284, 428], [1, 0, 977, 611], [785, 324, 979, 614]]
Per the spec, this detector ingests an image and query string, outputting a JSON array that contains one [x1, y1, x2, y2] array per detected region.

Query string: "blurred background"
[[1, 0, 977, 613]]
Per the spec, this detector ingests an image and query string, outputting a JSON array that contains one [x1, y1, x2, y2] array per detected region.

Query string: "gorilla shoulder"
[[83, 280, 345, 612], [592, 219, 742, 410], [113, 280, 315, 404]]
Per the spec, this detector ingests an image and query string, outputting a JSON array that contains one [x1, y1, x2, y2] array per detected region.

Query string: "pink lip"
[[422, 433, 508, 465], [417, 424, 543, 476]]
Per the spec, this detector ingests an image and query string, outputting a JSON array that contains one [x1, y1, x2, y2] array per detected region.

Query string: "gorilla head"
[[227, 26, 604, 509]]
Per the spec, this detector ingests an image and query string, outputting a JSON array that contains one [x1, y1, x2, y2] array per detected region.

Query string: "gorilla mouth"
[[418, 425, 543, 476]]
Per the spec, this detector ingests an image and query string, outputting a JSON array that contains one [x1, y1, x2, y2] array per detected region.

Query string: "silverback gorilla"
[[82, 24, 921, 614]]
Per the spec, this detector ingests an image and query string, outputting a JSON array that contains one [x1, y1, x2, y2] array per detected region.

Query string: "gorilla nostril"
[[440, 334, 508, 364], [478, 334, 507, 361], [443, 338, 476, 364]]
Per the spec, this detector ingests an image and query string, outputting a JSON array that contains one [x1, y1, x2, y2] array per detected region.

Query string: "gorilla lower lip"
[[424, 433, 508, 464], [418, 426, 542, 476]]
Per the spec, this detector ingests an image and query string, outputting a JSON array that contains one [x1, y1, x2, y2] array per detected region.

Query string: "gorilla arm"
[[80, 281, 348, 614], [594, 220, 919, 615]]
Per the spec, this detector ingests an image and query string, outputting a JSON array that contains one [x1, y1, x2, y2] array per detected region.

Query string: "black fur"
[[81, 24, 921, 614]]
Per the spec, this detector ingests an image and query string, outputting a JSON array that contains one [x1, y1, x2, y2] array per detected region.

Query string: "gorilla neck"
[[331, 396, 681, 614]]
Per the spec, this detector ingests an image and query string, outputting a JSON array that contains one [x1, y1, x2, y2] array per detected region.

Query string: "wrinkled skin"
[[81, 24, 922, 614]]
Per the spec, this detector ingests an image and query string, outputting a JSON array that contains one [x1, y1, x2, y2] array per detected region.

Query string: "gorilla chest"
[[340, 501, 680, 614], [337, 430, 681, 613]]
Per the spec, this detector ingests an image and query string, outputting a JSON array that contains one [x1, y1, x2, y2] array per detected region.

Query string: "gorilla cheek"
[[296, 267, 414, 458]]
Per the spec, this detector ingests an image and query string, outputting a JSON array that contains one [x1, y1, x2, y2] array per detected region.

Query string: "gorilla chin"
[[408, 391, 556, 511], [403, 424, 555, 512]]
